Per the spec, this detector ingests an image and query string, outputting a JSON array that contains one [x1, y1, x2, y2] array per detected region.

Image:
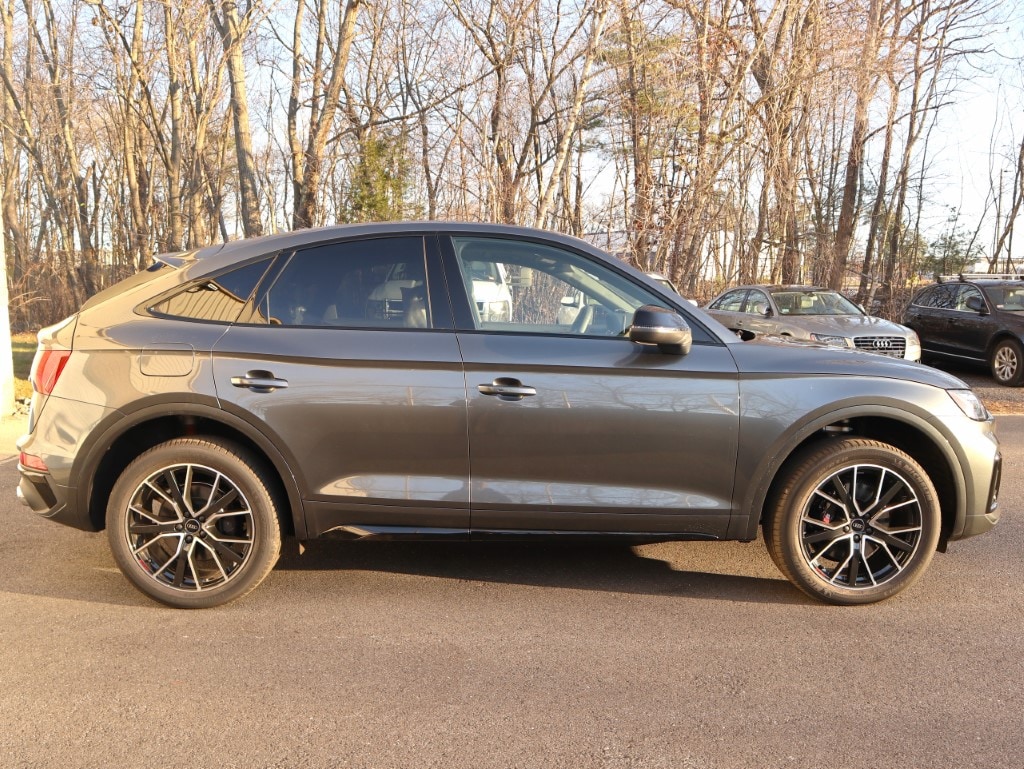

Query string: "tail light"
[[30, 348, 72, 396]]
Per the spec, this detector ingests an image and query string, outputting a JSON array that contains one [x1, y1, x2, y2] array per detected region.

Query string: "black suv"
[[904, 275, 1024, 386]]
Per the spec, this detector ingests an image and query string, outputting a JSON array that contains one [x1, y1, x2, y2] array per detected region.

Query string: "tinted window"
[[150, 258, 272, 323], [915, 284, 958, 310], [450, 237, 671, 338], [254, 237, 429, 328], [709, 290, 747, 312], [956, 286, 984, 312]]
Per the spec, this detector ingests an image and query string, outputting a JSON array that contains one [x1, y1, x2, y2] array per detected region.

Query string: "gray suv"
[[17, 223, 1001, 607]]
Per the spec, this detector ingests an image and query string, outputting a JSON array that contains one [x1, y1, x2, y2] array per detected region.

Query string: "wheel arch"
[[733, 407, 964, 551], [75, 400, 307, 538]]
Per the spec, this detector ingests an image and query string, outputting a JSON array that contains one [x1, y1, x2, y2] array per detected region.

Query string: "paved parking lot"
[[1, 414, 1021, 769]]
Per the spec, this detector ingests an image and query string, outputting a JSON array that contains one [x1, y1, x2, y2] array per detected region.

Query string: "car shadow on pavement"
[[273, 539, 810, 606]]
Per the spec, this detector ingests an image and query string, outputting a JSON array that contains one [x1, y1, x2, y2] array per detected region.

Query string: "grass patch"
[[12, 332, 35, 401]]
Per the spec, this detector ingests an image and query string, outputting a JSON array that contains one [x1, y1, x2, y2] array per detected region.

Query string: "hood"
[[728, 335, 966, 389], [778, 313, 912, 337]]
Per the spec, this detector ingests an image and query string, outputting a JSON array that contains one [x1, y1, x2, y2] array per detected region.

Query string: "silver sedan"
[[707, 285, 921, 361]]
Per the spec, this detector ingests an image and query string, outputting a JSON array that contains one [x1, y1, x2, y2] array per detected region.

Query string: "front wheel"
[[107, 437, 282, 608], [764, 438, 940, 605], [990, 338, 1024, 386]]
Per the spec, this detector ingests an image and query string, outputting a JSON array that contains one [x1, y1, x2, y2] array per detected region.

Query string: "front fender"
[[727, 378, 979, 542]]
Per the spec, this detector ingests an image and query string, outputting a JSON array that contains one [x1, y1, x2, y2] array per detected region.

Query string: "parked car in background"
[[903, 274, 1024, 386], [17, 224, 999, 608], [706, 285, 921, 361]]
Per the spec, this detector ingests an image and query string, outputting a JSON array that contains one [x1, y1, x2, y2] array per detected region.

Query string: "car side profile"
[[707, 285, 921, 361], [17, 223, 1000, 607], [903, 275, 1024, 386]]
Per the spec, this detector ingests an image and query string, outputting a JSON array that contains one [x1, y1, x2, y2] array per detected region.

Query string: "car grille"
[[854, 336, 906, 358]]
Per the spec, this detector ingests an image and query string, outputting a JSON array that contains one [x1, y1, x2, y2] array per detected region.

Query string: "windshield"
[[772, 290, 862, 316], [983, 286, 1024, 311]]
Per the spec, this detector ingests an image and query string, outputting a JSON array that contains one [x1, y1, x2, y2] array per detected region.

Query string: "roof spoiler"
[[152, 242, 224, 270]]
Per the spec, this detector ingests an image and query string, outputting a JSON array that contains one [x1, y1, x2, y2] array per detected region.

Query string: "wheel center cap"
[[851, 519, 866, 532], [184, 519, 201, 534]]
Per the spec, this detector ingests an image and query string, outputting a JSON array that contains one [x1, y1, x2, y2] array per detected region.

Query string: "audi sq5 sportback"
[[17, 223, 1000, 607]]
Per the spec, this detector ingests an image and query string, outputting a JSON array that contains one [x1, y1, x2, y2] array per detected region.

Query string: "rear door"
[[212, 234, 470, 538], [904, 284, 961, 357]]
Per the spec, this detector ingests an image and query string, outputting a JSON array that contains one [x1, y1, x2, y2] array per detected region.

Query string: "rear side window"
[[914, 284, 958, 310], [709, 290, 747, 312], [253, 237, 430, 328], [150, 258, 272, 323]]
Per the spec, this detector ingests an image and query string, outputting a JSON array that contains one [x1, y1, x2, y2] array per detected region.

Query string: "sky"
[[927, 9, 1023, 253]]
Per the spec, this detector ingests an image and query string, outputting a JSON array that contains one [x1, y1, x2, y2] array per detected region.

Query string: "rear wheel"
[[764, 438, 940, 605], [990, 338, 1024, 386], [107, 437, 282, 608]]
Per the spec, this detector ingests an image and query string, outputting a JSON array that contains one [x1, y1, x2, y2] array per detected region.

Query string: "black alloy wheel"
[[107, 437, 282, 608], [765, 438, 940, 605]]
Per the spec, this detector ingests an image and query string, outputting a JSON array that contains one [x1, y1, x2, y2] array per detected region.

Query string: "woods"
[[0, 0, 1018, 330]]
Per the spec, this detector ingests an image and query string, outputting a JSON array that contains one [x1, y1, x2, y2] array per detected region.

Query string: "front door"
[[442, 235, 741, 538]]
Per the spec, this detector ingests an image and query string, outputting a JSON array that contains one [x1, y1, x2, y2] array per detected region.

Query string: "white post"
[[0, 180, 15, 417]]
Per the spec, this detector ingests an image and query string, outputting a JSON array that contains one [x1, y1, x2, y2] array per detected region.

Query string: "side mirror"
[[966, 295, 988, 314], [560, 296, 577, 307], [628, 305, 692, 355]]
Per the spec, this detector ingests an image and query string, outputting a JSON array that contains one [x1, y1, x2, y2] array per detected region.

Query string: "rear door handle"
[[231, 370, 289, 393], [477, 377, 537, 401]]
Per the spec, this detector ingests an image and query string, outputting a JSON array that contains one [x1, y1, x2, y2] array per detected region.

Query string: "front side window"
[[451, 237, 667, 338], [956, 286, 985, 312], [253, 237, 430, 328], [745, 291, 770, 315]]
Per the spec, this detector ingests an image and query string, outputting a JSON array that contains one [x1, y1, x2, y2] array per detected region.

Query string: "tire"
[[763, 438, 940, 605], [990, 338, 1024, 386], [106, 437, 282, 608]]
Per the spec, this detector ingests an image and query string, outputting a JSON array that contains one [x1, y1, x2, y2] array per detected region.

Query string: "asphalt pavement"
[[1, 414, 1022, 769]]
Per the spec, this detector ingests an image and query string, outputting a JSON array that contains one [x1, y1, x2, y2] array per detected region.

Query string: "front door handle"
[[477, 377, 537, 401], [231, 370, 289, 393]]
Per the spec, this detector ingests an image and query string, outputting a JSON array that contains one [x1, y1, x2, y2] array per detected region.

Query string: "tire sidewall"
[[991, 338, 1024, 386], [769, 439, 941, 605], [106, 438, 282, 609]]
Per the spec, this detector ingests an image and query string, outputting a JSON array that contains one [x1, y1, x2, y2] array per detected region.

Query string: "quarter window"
[[150, 258, 272, 323]]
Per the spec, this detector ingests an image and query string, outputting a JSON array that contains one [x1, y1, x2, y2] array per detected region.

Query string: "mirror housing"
[[966, 295, 988, 314], [628, 305, 692, 355]]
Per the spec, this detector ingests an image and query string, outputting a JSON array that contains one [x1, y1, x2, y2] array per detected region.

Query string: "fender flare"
[[73, 395, 309, 538], [728, 402, 968, 542]]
